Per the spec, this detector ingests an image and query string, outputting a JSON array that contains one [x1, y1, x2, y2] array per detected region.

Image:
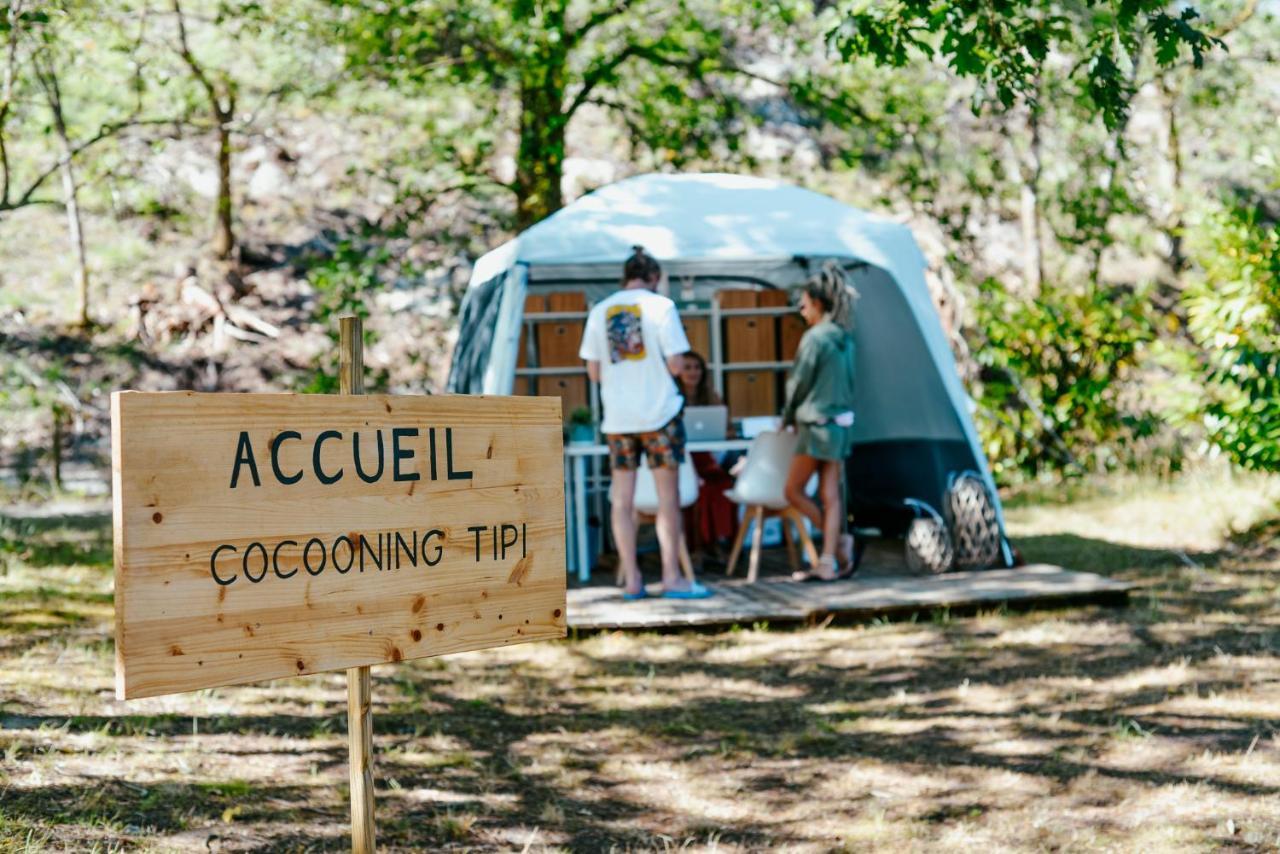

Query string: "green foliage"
[[973, 280, 1158, 481], [1185, 203, 1280, 472], [300, 237, 401, 394], [327, 0, 788, 225], [825, 0, 1224, 130]]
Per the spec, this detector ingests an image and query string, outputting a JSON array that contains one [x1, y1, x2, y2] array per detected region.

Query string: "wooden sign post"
[[111, 316, 567, 852], [340, 317, 376, 853]]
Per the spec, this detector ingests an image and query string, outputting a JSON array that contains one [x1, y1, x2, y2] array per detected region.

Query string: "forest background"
[[0, 0, 1277, 498]]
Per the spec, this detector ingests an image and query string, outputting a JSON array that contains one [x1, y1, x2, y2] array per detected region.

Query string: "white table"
[[564, 438, 754, 581]]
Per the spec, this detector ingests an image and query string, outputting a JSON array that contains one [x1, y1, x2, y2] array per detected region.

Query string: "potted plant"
[[567, 407, 595, 444]]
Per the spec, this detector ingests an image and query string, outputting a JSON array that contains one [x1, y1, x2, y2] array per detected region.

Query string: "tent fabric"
[[458, 172, 1011, 564], [446, 270, 506, 394], [472, 172, 926, 284]]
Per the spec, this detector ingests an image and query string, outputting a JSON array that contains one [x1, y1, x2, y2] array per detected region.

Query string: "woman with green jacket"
[[782, 264, 857, 581]]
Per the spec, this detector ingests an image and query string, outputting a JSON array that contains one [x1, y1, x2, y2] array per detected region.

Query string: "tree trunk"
[[59, 140, 91, 327], [1089, 57, 1142, 286], [515, 84, 566, 229], [1163, 80, 1186, 278], [515, 33, 567, 230], [36, 59, 92, 327], [173, 0, 236, 260], [1, 0, 21, 210], [1002, 99, 1044, 296], [1019, 104, 1044, 295], [211, 92, 235, 259], [51, 405, 64, 490]]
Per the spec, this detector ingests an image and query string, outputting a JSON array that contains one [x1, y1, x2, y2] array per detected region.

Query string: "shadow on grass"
[[3, 527, 1277, 849], [5, 597, 1277, 847], [1012, 532, 1222, 575], [0, 533, 113, 569]]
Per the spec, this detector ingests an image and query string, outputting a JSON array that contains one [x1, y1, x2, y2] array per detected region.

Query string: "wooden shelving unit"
[[514, 287, 801, 427]]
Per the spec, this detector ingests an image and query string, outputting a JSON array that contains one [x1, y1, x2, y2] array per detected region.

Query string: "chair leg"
[[747, 505, 765, 583], [784, 507, 821, 569], [780, 513, 798, 573], [678, 534, 696, 582], [724, 507, 751, 577]]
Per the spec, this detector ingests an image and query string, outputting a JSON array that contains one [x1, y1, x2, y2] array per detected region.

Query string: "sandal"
[[661, 581, 714, 600], [622, 587, 649, 601], [809, 555, 842, 582], [839, 533, 855, 573]]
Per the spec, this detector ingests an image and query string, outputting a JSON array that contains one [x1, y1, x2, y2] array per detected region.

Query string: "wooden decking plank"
[[566, 565, 1131, 631]]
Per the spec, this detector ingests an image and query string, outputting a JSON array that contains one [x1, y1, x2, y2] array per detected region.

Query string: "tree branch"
[[1, 0, 24, 208], [564, 43, 642, 118], [566, 0, 632, 50], [0, 117, 179, 212], [171, 0, 227, 119]]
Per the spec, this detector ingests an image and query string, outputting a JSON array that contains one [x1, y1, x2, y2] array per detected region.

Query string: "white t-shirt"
[[578, 288, 690, 434]]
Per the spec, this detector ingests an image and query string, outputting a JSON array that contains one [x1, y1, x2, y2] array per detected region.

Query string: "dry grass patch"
[[3, 475, 1279, 850]]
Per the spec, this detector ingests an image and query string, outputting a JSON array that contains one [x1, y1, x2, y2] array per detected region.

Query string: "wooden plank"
[[682, 316, 710, 360], [348, 664, 375, 853], [537, 319, 585, 367], [720, 290, 774, 363], [517, 294, 545, 368], [726, 371, 777, 419], [566, 565, 1131, 631], [756, 290, 789, 308], [338, 316, 376, 854], [758, 289, 791, 364], [718, 289, 778, 417], [542, 375, 589, 423], [546, 291, 587, 312], [111, 391, 567, 699], [536, 293, 585, 368], [539, 292, 587, 368], [716, 289, 757, 310], [767, 285, 804, 362]]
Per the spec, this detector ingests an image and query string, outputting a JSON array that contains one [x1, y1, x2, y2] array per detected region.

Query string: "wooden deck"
[[566, 564, 1131, 631]]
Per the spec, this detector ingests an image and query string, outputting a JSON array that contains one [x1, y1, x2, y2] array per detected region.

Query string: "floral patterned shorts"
[[606, 415, 686, 471]]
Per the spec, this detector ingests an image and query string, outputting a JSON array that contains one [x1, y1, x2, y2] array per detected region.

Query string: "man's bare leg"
[[611, 468, 642, 594], [651, 465, 686, 590]]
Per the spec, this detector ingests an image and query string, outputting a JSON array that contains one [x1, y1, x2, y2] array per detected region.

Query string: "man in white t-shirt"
[[579, 246, 712, 600]]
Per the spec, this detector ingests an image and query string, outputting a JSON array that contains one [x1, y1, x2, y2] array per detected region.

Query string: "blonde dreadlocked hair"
[[802, 261, 858, 331]]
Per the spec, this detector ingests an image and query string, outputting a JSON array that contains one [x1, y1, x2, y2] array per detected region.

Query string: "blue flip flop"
[[622, 588, 649, 601], [661, 582, 714, 600]]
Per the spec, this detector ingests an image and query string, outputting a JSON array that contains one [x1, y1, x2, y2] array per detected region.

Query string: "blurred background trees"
[[0, 0, 1277, 492]]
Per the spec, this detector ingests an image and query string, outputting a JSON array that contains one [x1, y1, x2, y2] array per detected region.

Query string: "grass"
[[1, 473, 1278, 851]]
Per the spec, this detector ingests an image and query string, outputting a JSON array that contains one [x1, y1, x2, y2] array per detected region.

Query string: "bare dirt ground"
[[2, 473, 1278, 852]]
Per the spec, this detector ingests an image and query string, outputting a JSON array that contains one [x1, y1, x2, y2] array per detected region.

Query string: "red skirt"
[[686, 452, 737, 547]]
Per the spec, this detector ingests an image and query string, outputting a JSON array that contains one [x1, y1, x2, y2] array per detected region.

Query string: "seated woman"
[[678, 351, 738, 558], [781, 264, 857, 581]]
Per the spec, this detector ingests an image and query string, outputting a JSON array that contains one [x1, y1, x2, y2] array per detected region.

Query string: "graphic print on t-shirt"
[[605, 304, 646, 363]]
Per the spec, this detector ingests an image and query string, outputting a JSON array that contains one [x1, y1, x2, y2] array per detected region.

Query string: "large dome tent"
[[448, 172, 1013, 567]]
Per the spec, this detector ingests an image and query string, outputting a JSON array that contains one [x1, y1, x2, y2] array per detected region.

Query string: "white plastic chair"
[[635, 454, 699, 513], [723, 430, 820, 582], [620, 455, 698, 583]]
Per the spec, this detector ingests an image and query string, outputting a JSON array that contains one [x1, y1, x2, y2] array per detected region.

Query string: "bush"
[[1185, 203, 1280, 472], [971, 280, 1158, 482]]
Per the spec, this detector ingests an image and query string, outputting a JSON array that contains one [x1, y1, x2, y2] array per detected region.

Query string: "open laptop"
[[683, 405, 729, 441]]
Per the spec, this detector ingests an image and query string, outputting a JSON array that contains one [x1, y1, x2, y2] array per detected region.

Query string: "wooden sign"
[[111, 391, 567, 700]]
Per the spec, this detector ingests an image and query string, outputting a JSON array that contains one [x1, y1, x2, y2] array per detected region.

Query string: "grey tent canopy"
[[448, 172, 1012, 565]]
